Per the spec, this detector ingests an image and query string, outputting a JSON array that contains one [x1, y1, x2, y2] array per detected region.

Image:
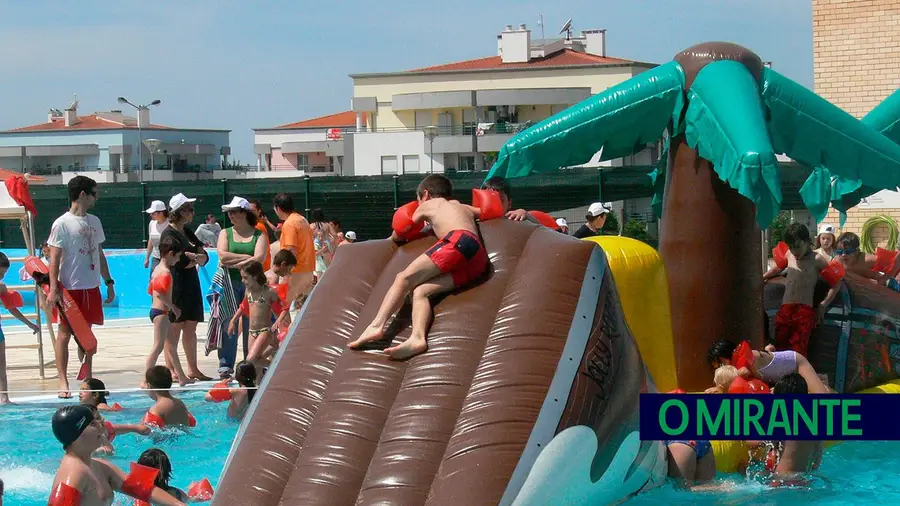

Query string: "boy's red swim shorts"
[[425, 230, 489, 288], [774, 303, 816, 356]]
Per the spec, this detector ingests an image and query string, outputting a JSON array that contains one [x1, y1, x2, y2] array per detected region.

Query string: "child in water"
[[768, 373, 824, 485], [706, 339, 831, 394], [148, 236, 192, 387], [704, 365, 739, 393], [83, 403, 149, 455], [141, 365, 196, 430], [79, 378, 121, 411], [205, 360, 257, 420], [228, 261, 285, 371], [349, 175, 490, 359], [137, 448, 190, 503]]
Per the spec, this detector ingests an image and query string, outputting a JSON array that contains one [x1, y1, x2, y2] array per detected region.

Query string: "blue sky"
[[0, 0, 812, 162]]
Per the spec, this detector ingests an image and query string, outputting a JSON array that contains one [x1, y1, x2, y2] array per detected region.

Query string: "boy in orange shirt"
[[272, 194, 315, 327]]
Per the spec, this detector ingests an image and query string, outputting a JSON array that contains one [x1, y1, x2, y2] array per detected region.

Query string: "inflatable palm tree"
[[486, 42, 900, 390]]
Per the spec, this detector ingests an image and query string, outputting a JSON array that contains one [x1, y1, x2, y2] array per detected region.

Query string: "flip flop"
[[189, 373, 214, 382]]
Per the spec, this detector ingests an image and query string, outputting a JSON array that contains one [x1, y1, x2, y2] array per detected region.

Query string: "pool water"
[[0, 248, 220, 328], [0, 388, 239, 505], [625, 440, 900, 505]]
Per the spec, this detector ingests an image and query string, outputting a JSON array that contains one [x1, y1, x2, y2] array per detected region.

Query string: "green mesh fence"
[[0, 163, 814, 249]]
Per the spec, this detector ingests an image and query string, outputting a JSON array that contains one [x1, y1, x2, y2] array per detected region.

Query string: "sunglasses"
[[836, 247, 858, 255]]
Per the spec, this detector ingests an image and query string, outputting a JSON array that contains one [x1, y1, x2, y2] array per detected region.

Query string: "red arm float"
[[48, 482, 81, 506], [239, 296, 250, 317], [146, 273, 172, 296], [208, 381, 232, 402], [134, 500, 151, 506], [471, 189, 504, 221], [748, 379, 771, 394], [820, 260, 845, 287], [772, 241, 789, 270], [391, 201, 425, 240], [727, 377, 751, 394], [110, 402, 123, 411], [142, 411, 165, 428], [271, 296, 286, 317], [273, 282, 289, 304], [105, 421, 117, 442], [731, 340, 754, 370], [188, 478, 215, 501], [188, 413, 197, 427], [0, 290, 24, 310], [873, 247, 900, 273], [668, 388, 687, 394], [528, 210, 560, 230], [121, 463, 160, 502]]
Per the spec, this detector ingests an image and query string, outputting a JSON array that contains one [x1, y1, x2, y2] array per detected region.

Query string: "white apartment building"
[[344, 24, 659, 177]]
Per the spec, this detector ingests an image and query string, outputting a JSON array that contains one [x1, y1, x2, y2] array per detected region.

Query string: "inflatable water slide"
[[214, 41, 900, 504]]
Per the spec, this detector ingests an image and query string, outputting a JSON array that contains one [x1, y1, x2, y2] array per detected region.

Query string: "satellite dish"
[[559, 18, 573, 39]]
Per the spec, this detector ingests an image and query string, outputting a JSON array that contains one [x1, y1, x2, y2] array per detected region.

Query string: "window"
[[459, 155, 475, 172], [297, 154, 309, 171], [402, 155, 419, 174], [381, 155, 398, 175]]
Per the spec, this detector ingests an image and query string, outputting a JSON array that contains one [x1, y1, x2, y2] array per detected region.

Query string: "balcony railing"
[[365, 121, 532, 136], [25, 164, 223, 175]]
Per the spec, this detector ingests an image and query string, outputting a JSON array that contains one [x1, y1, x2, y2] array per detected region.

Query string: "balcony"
[[367, 125, 476, 154], [475, 121, 530, 152]]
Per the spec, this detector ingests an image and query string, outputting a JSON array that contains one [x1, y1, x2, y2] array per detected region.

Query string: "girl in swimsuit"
[[814, 224, 837, 260], [137, 448, 191, 503], [205, 360, 258, 420], [79, 378, 122, 411], [147, 237, 191, 387], [228, 262, 285, 371], [707, 339, 832, 393]]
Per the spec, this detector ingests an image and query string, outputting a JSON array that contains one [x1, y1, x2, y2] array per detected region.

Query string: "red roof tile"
[[274, 111, 365, 129], [408, 49, 636, 72], [7, 116, 172, 133]]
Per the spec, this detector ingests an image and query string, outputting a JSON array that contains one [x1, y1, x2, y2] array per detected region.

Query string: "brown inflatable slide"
[[212, 219, 666, 506]]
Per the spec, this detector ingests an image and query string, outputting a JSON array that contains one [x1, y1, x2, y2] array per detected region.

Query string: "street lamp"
[[423, 125, 439, 174], [117, 97, 161, 183], [143, 139, 162, 181]]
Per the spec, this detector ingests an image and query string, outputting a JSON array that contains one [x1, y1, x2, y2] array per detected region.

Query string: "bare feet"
[[178, 377, 197, 387], [385, 337, 428, 360], [189, 372, 213, 382], [348, 324, 385, 349], [0, 397, 11, 405]]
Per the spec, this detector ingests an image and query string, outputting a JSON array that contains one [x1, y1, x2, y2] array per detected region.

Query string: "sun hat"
[[169, 193, 197, 212], [145, 200, 166, 214]]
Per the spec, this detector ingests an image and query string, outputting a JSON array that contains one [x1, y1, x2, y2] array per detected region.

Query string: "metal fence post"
[[393, 175, 400, 210], [304, 175, 311, 215], [221, 179, 228, 225], [140, 182, 147, 248]]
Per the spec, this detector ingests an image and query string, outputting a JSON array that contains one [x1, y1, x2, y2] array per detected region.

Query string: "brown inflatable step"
[[212, 220, 665, 506]]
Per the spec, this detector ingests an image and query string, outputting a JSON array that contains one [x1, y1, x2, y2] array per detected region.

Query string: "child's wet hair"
[[416, 174, 453, 199], [714, 365, 739, 390], [706, 339, 736, 365], [137, 448, 173, 488], [83, 378, 109, 404], [235, 360, 257, 403], [241, 261, 267, 286], [836, 231, 861, 250], [774, 372, 808, 394], [784, 223, 811, 246], [146, 365, 173, 389]]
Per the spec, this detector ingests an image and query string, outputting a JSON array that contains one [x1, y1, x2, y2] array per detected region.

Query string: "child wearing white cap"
[[814, 224, 836, 260], [555, 218, 569, 235], [572, 203, 611, 239], [144, 200, 170, 275]]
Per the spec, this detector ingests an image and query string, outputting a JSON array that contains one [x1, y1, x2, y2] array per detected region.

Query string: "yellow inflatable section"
[[584, 236, 678, 392], [709, 379, 900, 473]]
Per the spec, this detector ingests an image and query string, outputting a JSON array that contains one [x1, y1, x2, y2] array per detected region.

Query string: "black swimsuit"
[[161, 226, 206, 323]]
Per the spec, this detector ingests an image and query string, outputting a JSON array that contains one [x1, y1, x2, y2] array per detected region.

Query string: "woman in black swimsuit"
[[161, 193, 212, 382]]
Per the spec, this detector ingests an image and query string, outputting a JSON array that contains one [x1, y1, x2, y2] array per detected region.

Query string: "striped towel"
[[205, 267, 237, 356]]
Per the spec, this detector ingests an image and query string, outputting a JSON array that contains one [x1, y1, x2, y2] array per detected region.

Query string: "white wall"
[[254, 129, 328, 149], [351, 131, 444, 176]]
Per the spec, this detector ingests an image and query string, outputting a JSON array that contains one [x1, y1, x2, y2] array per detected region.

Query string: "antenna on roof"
[[538, 13, 545, 40], [559, 18, 573, 40], [68, 93, 78, 112]]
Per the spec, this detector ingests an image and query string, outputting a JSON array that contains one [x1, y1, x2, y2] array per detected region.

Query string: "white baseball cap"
[[169, 193, 196, 212], [587, 202, 611, 217], [145, 200, 166, 214], [556, 218, 568, 228], [345, 231, 357, 241], [222, 196, 251, 212], [818, 223, 836, 236]]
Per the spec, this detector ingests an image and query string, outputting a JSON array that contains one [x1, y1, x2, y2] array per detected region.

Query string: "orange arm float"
[[772, 241, 789, 270], [528, 210, 560, 230], [873, 248, 900, 273], [48, 482, 81, 506], [471, 189, 504, 220], [121, 463, 160, 502], [188, 478, 215, 501], [820, 260, 845, 287], [0, 290, 24, 310], [731, 340, 754, 370], [391, 201, 425, 240]]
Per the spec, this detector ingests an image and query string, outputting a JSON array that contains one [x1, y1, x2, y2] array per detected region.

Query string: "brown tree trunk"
[[659, 136, 763, 391]]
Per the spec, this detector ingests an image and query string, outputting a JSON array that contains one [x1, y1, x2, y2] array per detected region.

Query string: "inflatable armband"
[[668, 388, 687, 394], [48, 482, 81, 506], [134, 500, 151, 506], [528, 210, 560, 230], [731, 340, 754, 370], [729, 376, 771, 394], [0, 290, 24, 310], [748, 379, 771, 394], [273, 282, 289, 304], [471, 189, 504, 221], [146, 273, 172, 296], [772, 241, 789, 270], [208, 381, 232, 402], [874, 247, 899, 273], [239, 296, 250, 316], [391, 201, 425, 240], [121, 463, 159, 502], [188, 413, 197, 428], [142, 411, 165, 428], [105, 421, 117, 442], [110, 402, 123, 411], [820, 260, 845, 287], [188, 478, 215, 501]]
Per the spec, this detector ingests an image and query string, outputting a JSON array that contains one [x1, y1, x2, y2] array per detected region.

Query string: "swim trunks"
[[149, 308, 167, 322], [757, 351, 798, 384], [774, 303, 816, 356], [666, 440, 712, 459], [63, 287, 104, 326], [425, 230, 489, 288]]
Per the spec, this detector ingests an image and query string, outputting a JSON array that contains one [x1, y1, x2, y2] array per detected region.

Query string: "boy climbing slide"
[[349, 174, 501, 360]]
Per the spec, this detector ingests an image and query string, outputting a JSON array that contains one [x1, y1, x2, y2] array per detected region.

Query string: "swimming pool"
[[0, 248, 221, 327], [623, 440, 900, 505], [0, 388, 238, 505]]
